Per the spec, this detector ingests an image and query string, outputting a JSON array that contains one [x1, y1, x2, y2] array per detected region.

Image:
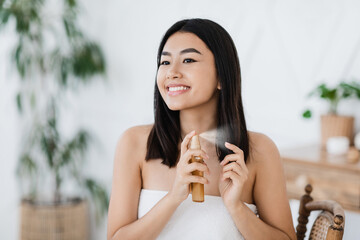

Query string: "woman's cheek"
[[156, 73, 165, 90]]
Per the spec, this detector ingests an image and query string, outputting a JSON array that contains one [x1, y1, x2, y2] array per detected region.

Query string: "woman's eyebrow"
[[161, 48, 202, 56]]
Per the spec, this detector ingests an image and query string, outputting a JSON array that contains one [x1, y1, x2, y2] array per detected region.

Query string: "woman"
[[107, 18, 296, 240]]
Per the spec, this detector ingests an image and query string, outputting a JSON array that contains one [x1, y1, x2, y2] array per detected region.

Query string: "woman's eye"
[[160, 61, 170, 65], [184, 58, 196, 63]]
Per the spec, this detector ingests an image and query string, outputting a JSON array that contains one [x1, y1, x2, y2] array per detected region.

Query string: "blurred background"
[[1, 0, 360, 239]]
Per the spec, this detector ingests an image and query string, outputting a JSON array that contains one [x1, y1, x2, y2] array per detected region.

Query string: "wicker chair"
[[295, 184, 345, 240]]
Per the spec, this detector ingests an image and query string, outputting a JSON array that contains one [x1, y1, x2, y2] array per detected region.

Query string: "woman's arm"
[[107, 127, 178, 240], [107, 128, 210, 240], [222, 133, 296, 240], [109, 192, 181, 240]]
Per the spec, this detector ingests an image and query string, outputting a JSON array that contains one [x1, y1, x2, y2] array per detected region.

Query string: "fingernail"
[[225, 142, 230, 146]]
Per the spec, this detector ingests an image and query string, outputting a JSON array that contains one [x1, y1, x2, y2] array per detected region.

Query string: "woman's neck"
[[179, 103, 218, 138], [179, 87, 220, 139]]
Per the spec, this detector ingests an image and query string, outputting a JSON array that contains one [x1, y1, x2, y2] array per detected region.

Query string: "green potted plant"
[[0, 0, 108, 239], [302, 81, 360, 147]]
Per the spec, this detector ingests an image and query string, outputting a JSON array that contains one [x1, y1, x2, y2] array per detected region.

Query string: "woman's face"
[[157, 32, 220, 111]]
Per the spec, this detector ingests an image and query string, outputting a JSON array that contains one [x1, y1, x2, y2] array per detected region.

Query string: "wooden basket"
[[321, 114, 354, 148], [20, 198, 89, 240]]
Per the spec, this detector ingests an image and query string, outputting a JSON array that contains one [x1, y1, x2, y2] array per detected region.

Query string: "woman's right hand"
[[168, 130, 210, 205]]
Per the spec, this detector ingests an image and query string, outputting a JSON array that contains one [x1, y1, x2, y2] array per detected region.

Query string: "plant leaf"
[[65, 0, 77, 8], [14, 41, 26, 78], [71, 42, 105, 81], [40, 128, 59, 168], [84, 178, 109, 225], [60, 57, 70, 87], [302, 109, 312, 119], [0, 2, 11, 27], [16, 92, 22, 113], [16, 153, 38, 177], [58, 129, 90, 167]]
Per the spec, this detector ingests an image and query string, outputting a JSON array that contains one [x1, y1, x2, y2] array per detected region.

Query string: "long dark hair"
[[145, 18, 249, 167]]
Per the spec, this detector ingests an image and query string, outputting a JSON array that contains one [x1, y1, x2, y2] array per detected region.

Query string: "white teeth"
[[168, 86, 189, 92]]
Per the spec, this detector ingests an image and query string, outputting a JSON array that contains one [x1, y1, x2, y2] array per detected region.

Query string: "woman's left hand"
[[218, 142, 249, 211]]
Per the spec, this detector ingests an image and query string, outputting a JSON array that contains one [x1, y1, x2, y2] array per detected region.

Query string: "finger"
[[222, 167, 248, 183], [187, 149, 209, 160], [186, 175, 209, 185], [220, 154, 238, 166], [236, 157, 248, 175], [180, 149, 209, 164], [223, 150, 248, 174], [222, 171, 240, 183], [222, 162, 242, 176], [225, 142, 244, 155], [186, 162, 210, 175], [181, 130, 196, 155], [221, 155, 248, 175]]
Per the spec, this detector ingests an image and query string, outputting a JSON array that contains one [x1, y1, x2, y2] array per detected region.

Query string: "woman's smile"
[[167, 84, 191, 96]]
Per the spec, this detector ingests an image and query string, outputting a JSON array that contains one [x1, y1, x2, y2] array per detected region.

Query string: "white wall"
[[1, 0, 360, 239]]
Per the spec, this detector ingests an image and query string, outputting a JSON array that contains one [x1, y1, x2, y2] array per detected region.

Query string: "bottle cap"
[[190, 135, 201, 150]]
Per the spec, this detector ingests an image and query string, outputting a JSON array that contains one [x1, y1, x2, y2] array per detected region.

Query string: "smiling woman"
[[157, 32, 219, 112], [107, 18, 297, 240]]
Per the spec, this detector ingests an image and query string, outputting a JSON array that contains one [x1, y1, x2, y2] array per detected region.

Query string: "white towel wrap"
[[138, 189, 257, 240]]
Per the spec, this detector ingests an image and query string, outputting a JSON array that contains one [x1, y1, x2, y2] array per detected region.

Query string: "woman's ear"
[[217, 81, 221, 90]]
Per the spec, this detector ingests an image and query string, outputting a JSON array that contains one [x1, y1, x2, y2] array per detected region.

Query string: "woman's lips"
[[166, 86, 191, 96]]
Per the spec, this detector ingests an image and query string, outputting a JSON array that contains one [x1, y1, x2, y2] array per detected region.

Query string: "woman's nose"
[[166, 63, 182, 79]]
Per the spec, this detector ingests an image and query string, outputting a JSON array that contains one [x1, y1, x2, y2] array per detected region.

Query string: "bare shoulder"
[[115, 124, 154, 164], [119, 124, 153, 143], [117, 124, 153, 149], [247, 131, 280, 164]]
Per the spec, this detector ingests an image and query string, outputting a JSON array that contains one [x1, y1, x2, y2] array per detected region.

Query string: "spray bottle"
[[189, 134, 204, 202]]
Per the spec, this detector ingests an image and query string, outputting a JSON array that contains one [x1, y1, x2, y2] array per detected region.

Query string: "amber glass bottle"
[[189, 135, 204, 202]]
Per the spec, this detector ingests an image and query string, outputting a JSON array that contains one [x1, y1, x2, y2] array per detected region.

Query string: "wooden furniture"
[[280, 145, 360, 212], [296, 184, 345, 240]]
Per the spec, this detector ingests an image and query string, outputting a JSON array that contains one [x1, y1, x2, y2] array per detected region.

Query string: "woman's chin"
[[167, 105, 183, 111], [166, 101, 204, 112], [166, 103, 188, 111]]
